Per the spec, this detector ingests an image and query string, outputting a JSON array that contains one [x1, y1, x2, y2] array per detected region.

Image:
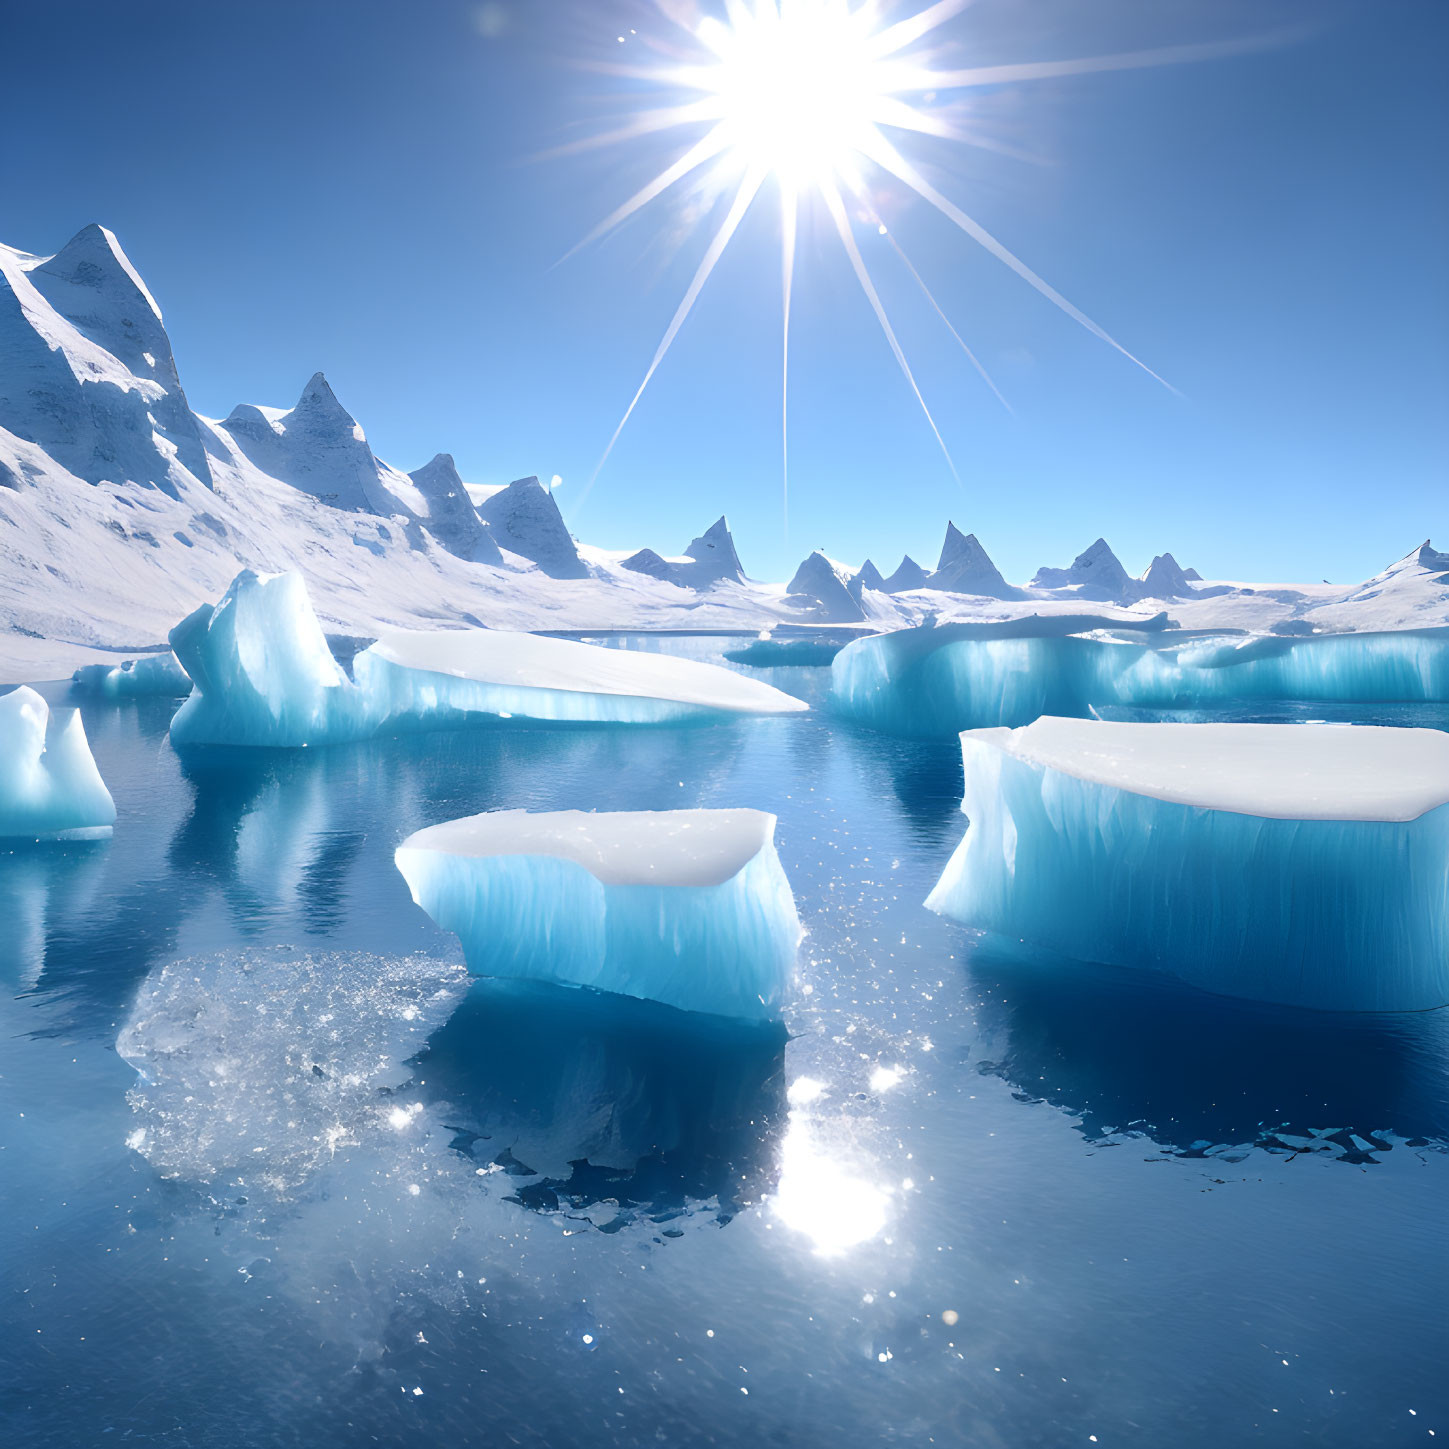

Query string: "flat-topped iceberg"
[[832, 619, 1449, 737], [168, 569, 806, 747], [0, 686, 116, 840], [72, 652, 191, 698], [926, 717, 1449, 1011], [395, 808, 801, 1021]]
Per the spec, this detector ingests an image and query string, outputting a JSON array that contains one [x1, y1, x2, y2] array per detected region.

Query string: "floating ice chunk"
[[926, 718, 1449, 1011], [118, 948, 469, 1192], [169, 570, 807, 747], [169, 570, 364, 747], [72, 652, 191, 697], [833, 620, 1449, 737], [359, 626, 810, 728], [0, 686, 116, 840], [395, 808, 801, 1021]]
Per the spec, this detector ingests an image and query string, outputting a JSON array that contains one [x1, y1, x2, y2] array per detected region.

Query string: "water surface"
[[2, 656, 1445, 1446]]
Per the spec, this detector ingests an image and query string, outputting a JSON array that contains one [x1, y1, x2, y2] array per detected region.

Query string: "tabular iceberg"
[[168, 569, 807, 747], [0, 686, 116, 840], [926, 717, 1449, 1011], [832, 620, 1449, 737], [72, 653, 191, 698], [395, 808, 801, 1021]]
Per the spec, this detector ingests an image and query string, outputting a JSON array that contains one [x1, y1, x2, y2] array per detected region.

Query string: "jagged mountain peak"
[[882, 555, 930, 593], [478, 475, 587, 578], [684, 514, 745, 581], [854, 559, 885, 592], [931, 524, 1019, 599], [787, 551, 866, 622], [34, 223, 163, 323], [287, 371, 359, 429]]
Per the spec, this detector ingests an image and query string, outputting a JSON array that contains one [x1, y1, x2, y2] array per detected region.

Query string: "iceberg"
[[395, 808, 801, 1021], [72, 652, 191, 698], [926, 717, 1449, 1011], [832, 619, 1449, 738], [168, 569, 808, 747], [0, 685, 116, 840]]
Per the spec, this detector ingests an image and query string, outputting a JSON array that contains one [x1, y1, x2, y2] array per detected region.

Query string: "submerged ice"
[[395, 808, 801, 1022], [168, 570, 807, 747], [0, 685, 116, 840], [832, 618, 1449, 737], [926, 717, 1449, 1011]]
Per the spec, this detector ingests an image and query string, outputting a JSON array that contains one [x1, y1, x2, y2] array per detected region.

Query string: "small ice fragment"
[[0, 687, 116, 841]]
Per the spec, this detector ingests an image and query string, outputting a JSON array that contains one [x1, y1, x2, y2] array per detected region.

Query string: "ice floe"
[[926, 717, 1449, 1010], [167, 570, 806, 747], [395, 807, 801, 1021]]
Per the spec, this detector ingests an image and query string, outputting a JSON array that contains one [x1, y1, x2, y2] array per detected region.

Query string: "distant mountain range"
[[1, 224, 1445, 679]]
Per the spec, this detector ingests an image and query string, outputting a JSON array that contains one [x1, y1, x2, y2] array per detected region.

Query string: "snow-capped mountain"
[[786, 552, 867, 623], [929, 524, 1021, 599], [0, 225, 211, 496], [0, 222, 1443, 682]]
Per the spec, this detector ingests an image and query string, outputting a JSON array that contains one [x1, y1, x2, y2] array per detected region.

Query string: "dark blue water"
[[2, 656, 1446, 1448]]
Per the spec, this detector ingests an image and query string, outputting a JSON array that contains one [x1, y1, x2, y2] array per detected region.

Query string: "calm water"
[[2, 649, 1446, 1448]]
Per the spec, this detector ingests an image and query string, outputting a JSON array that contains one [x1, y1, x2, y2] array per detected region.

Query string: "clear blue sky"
[[2, 0, 1445, 584]]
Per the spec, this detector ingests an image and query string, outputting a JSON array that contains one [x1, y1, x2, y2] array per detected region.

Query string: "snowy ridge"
[[1, 223, 1447, 682]]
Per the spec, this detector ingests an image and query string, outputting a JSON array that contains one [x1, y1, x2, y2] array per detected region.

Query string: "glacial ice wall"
[[72, 653, 191, 698], [168, 570, 806, 747], [926, 718, 1449, 1012], [832, 621, 1449, 737], [395, 809, 801, 1022], [0, 685, 116, 840]]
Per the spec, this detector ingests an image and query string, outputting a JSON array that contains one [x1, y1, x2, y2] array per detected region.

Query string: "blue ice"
[[168, 570, 807, 748], [832, 619, 1449, 737], [926, 717, 1449, 1011], [0, 685, 116, 840], [395, 808, 801, 1022], [73, 653, 192, 698]]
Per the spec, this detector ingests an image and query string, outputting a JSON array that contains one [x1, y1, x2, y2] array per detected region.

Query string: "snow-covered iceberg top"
[[370, 628, 806, 717], [982, 716, 1449, 822], [927, 718, 1449, 1011], [0, 685, 117, 840], [169, 569, 806, 748], [396, 808, 801, 1021]]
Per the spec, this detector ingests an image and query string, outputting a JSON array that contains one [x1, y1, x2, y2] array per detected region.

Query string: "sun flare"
[[569, 0, 1269, 512]]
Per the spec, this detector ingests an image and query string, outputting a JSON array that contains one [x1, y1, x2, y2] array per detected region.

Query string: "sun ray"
[[869, 0, 976, 60], [877, 224, 1012, 414], [574, 165, 770, 513], [535, 101, 725, 161], [931, 31, 1301, 89], [560, 124, 732, 261], [780, 179, 798, 534], [859, 128, 1179, 392], [561, 0, 1269, 501], [819, 178, 961, 485]]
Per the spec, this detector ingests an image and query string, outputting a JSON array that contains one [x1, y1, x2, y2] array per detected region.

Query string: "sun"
[[565, 0, 1271, 514], [697, 1, 898, 191]]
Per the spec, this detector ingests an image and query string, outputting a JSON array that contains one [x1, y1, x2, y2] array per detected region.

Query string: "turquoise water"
[[1, 654, 1446, 1447]]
